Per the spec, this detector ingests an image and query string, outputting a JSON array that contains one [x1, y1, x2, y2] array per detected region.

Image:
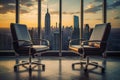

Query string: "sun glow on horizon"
[[0, 0, 120, 29]]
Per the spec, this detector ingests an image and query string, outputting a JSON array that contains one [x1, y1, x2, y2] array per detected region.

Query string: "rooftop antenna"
[[47, 1, 49, 12]]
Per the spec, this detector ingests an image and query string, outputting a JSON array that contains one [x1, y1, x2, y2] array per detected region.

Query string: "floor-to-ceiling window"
[[0, 0, 15, 51], [107, 0, 120, 51], [43, 0, 59, 50], [84, 0, 102, 27], [62, 0, 80, 48], [83, 0, 120, 52], [20, 0, 38, 28], [0, 0, 120, 53], [83, 0, 103, 42], [20, 0, 38, 45]]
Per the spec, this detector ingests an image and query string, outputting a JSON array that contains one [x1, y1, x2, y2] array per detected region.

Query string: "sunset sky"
[[0, 0, 120, 29]]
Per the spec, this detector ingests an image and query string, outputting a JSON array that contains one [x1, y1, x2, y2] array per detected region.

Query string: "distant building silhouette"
[[44, 7, 52, 49], [53, 32, 59, 50], [62, 27, 72, 50], [45, 8, 51, 40], [72, 15, 80, 44], [83, 24, 90, 40], [0, 29, 12, 50]]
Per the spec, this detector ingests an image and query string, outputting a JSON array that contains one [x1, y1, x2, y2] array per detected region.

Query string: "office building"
[[45, 8, 51, 40], [71, 15, 80, 44], [83, 24, 90, 40]]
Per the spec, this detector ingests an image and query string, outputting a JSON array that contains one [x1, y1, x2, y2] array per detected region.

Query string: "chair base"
[[14, 53, 45, 72], [14, 60, 45, 72], [72, 56, 106, 73]]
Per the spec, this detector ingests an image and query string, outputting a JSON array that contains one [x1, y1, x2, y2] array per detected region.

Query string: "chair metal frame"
[[69, 23, 111, 73], [69, 40, 106, 73], [10, 23, 50, 72]]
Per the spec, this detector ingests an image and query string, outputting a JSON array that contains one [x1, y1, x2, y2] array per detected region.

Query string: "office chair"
[[10, 23, 50, 72], [69, 23, 111, 73]]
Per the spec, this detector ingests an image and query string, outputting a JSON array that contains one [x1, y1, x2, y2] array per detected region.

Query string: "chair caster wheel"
[[14, 66, 18, 72], [95, 65, 98, 68], [72, 64, 74, 68], [29, 68, 32, 72], [84, 68, 88, 72], [102, 68, 105, 73], [42, 65, 45, 71]]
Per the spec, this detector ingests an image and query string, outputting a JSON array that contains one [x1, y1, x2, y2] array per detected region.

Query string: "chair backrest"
[[10, 23, 32, 48], [88, 23, 111, 49]]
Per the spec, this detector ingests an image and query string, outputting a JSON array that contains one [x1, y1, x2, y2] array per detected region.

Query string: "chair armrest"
[[13, 40, 33, 46], [82, 40, 106, 44], [69, 39, 106, 47], [33, 38, 50, 47], [69, 38, 85, 46], [82, 40, 106, 48]]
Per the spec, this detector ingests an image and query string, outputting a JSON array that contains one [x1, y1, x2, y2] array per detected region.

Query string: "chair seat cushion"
[[32, 45, 49, 52], [69, 45, 101, 54], [88, 42, 100, 48], [17, 45, 49, 54]]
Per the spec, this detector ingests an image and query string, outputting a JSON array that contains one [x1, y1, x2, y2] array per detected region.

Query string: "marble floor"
[[0, 56, 120, 80]]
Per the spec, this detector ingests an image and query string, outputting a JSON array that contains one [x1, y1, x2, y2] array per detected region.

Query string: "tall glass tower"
[[72, 15, 80, 44]]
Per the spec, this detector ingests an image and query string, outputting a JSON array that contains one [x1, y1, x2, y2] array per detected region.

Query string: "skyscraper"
[[83, 24, 90, 40], [45, 8, 51, 39], [53, 32, 59, 50], [72, 15, 80, 44]]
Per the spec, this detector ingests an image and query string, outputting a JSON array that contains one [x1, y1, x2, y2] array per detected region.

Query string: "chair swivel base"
[[14, 60, 45, 72], [72, 57, 105, 73]]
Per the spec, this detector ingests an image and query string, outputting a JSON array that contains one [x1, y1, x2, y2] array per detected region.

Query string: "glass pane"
[[43, 0, 59, 50], [84, 0, 102, 27], [83, 0, 120, 51], [20, 0, 38, 44], [20, 0, 37, 28], [0, 0, 15, 50], [62, 0, 80, 49], [107, 0, 120, 51]]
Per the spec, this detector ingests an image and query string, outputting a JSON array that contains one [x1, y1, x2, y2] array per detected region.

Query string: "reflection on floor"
[[0, 56, 120, 80]]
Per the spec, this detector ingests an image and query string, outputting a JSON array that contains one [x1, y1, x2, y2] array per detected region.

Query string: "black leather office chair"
[[69, 23, 111, 73], [10, 23, 50, 72]]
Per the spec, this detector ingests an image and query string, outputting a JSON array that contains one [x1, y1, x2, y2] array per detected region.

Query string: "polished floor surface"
[[0, 56, 120, 80]]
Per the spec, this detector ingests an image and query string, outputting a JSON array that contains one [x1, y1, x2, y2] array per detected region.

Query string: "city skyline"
[[0, 0, 120, 28]]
